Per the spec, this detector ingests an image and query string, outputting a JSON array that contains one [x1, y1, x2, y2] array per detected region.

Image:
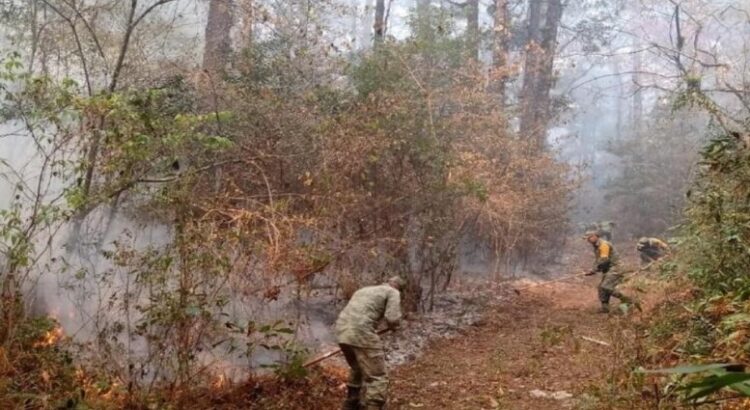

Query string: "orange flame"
[[34, 326, 63, 348], [212, 374, 228, 390]]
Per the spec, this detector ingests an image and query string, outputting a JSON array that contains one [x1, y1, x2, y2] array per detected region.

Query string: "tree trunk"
[[374, 0, 386, 44], [533, 0, 562, 142], [519, 0, 544, 140], [632, 40, 643, 134], [466, 0, 479, 61], [491, 0, 510, 103], [519, 0, 563, 149], [203, 0, 234, 76], [237, 0, 253, 52]]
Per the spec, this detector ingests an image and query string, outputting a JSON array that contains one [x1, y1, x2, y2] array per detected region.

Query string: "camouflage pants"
[[598, 272, 625, 304], [340, 344, 388, 406], [640, 249, 665, 265]]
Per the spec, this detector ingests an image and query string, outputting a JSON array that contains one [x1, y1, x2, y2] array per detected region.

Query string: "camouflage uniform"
[[597, 221, 615, 241], [637, 237, 669, 265], [335, 284, 402, 410], [589, 238, 630, 312]]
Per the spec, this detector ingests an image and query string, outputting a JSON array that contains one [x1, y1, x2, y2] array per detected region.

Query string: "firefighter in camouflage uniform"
[[637, 237, 670, 266], [584, 231, 634, 313], [335, 276, 404, 410]]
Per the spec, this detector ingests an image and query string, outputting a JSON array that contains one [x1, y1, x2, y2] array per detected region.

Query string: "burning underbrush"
[[0, 316, 85, 409], [0, 314, 348, 409], [0, 278, 521, 409], [178, 365, 346, 410]]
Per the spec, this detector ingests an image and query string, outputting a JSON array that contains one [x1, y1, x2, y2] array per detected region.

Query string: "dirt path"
[[390, 278, 635, 409]]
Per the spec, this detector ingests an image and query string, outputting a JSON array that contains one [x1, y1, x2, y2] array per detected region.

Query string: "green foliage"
[[640, 364, 750, 402], [680, 131, 750, 296], [351, 15, 467, 98], [604, 104, 706, 237], [631, 126, 750, 405]]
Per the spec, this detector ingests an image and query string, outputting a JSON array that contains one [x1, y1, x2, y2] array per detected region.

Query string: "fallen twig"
[[580, 336, 611, 346]]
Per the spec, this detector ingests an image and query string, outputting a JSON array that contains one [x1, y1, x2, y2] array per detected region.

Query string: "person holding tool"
[[584, 231, 634, 313], [335, 276, 404, 410]]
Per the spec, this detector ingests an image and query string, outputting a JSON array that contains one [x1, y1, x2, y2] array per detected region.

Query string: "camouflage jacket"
[[335, 284, 402, 349], [597, 221, 615, 236], [592, 238, 619, 273], [637, 237, 669, 252]]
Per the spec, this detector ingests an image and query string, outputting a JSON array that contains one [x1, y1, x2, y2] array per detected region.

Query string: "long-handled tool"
[[303, 346, 347, 368], [303, 329, 392, 368], [509, 261, 659, 295]]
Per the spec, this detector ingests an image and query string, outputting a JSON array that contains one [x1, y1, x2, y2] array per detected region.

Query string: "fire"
[[34, 326, 63, 348], [101, 380, 122, 400], [212, 374, 228, 389], [41, 370, 50, 384]]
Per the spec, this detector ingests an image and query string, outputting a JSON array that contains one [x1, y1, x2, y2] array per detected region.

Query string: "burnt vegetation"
[[0, 0, 749, 408]]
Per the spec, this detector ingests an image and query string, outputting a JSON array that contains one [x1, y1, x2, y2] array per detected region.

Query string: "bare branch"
[[39, 0, 93, 96]]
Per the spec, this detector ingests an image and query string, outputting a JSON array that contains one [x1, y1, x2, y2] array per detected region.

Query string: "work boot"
[[363, 401, 385, 410], [597, 304, 610, 314], [342, 386, 361, 410], [616, 294, 643, 312]]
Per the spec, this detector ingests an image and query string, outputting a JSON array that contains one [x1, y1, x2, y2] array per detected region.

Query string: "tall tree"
[[491, 0, 510, 103], [203, 0, 234, 75], [631, 40, 643, 133], [374, 0, 386, 43], [237, 0, 253, 52], [466, 0, 480, 60], [519, 0, 563, 148]]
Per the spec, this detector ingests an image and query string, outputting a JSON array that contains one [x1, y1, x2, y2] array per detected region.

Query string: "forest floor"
[[385, 244, 671, 410], [389, 278, 643, 410]]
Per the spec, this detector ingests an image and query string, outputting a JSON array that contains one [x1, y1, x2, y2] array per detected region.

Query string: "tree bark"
[[466, 0, 479, 61], [632, 40, 643, 134], [519, 0, 563, 149], [519, 0, 544, 139], [491, 0, 510, 103], [374, 0, 386, 43], [237, 0, 253, 52], [203, 0, 234, 76]]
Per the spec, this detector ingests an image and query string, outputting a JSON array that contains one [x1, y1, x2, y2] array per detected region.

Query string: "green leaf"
[[721, 313, 750, 329], [638, 363, 734, 374], [682, 373, 750, 401], [185, 306, 201, 317]]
